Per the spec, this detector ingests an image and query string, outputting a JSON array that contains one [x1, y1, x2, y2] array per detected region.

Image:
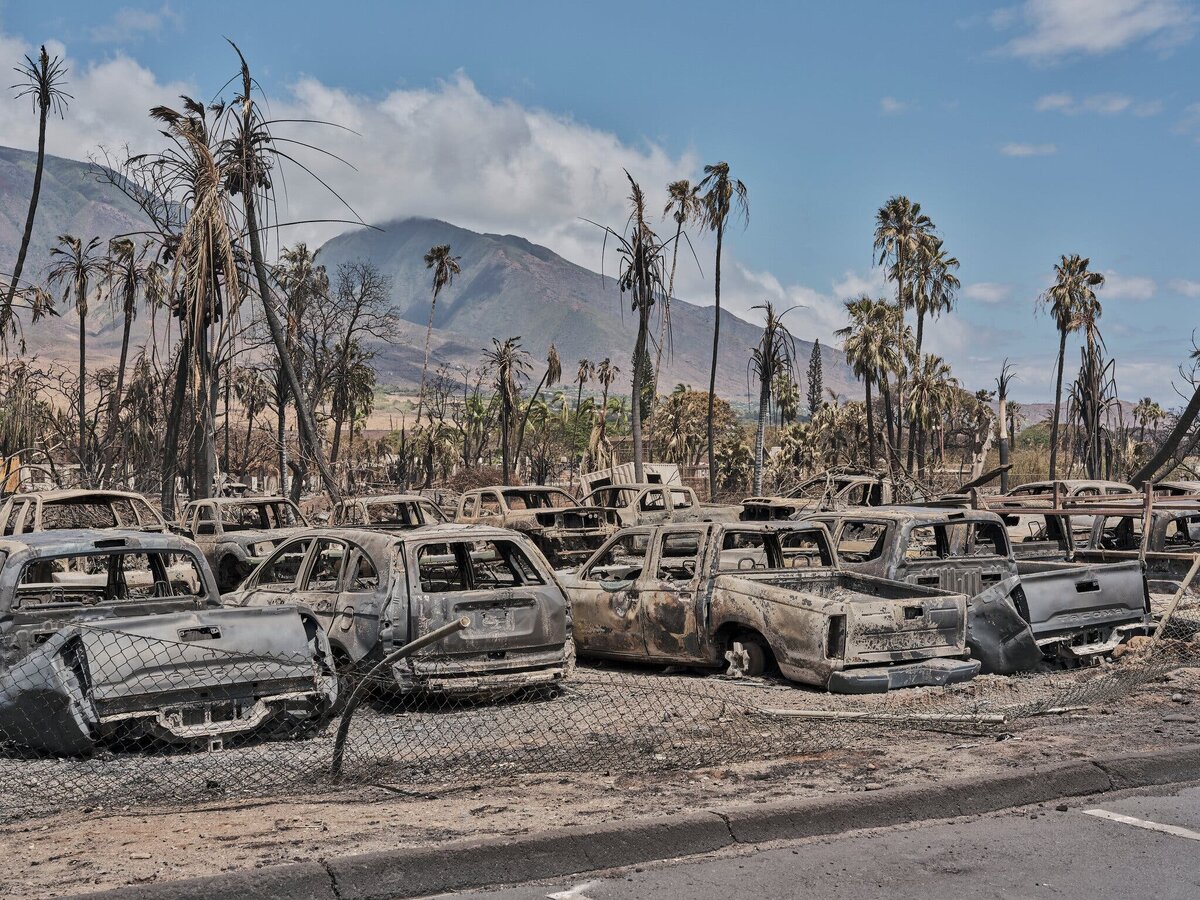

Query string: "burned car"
[[332, 494, 446, 530], [583, 483, 711, 527], [0, 530, 337, 755], [227, 525, 572, 695], [0, 489, 169, 535], [179, 496, 310, 592], [561, 521, 978, 693], [455, 486, 619, 568], [808, 507, 1152, 672], [740, 469, 916, 521]]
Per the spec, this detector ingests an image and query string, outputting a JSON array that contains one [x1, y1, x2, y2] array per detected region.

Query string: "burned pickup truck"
[[740, 469, 918, 521], [560, 522, 978, 693], [807, 507, 1152, 672], [455, 486, 619, 568], [227, 525, 572, 696], [0, 530, 337, 755], [179, 496, 310, 592]]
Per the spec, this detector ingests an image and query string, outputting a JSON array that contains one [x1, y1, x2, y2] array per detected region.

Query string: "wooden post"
[[1139, 481, 1154, 566], [1152, 554, 1200, 647]]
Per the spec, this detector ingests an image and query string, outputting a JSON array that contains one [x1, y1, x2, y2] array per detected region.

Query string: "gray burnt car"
[[0, 529, 337, 755], [332, 494, 446, 530], [456, 486, 619, 569], [0, 489, 169, 535], [226, 525, 573, 695], [179, 496, 310, 592]]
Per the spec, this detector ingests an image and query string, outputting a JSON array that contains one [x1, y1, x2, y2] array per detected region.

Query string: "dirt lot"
[[1, 663, 1197, 899]]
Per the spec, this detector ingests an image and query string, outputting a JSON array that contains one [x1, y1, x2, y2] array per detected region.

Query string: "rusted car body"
[[560, 522, 977, 693], [0, 530, 337, 755], [332, 494, 446, 530], [1003, 479, 1135, 499], [0, 490, 168, 535], [227, 525, 572, 695], [739, 470, 914, 521], [808, 507, 1152, 672], [582, 483, 706, 527], [179, 496, 310, 592], [455, 486, 619, 568], [1078, 502, 1200, 603]]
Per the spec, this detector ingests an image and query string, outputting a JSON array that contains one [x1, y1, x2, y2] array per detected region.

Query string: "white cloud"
[[1035, 92, 1075, 111], [879, 96, 909, 115], [90, 5, 182, 44], [1035, 91, 1162, 115], [1001, 142, 1057, 156], [1169, 278, 1200, 297], [963, 282, 1014, 303], [1102, 270, 1156, 301], [999, 0, 1195, 61]]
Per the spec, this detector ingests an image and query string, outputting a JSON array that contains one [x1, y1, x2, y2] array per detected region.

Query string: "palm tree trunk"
[[242, 405, 256, 475], [276, 375, 288, 496], [2, 101, 48, 315], [864, 379, 876, 467], [76, 302, 87, 482], [500, 403, 511, 483], [1049, 328, 1067, 479], [706, 224, 723, 501], [753, 374, 769, 494], [895, 247, 906, 468], [415, 289, 438, 424], [330, 409, 346, 464], [880, 374, 896, 460], [514, 372, 550, 468], [630, 311, 648, 484], [243, 193, 341, 504], [161, 328, 192, 519]]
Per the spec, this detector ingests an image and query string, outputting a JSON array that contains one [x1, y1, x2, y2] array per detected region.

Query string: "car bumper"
[[827, 657, 981, 694]]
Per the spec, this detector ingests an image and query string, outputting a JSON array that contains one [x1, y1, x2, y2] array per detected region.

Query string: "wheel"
[[728, 635, 768, 678], [217, 556, 242, 592]]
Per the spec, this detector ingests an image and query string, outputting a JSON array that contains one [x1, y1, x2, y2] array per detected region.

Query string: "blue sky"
[[0, 0, 1197, 404]]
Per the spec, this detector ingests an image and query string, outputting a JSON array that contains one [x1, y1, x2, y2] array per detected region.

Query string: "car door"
[[636, 527, 709, 663], [295, 537, 351, 634], [237, 537, 314, 605], [569, 529, 652, 657], [636, 489, 671, 525]]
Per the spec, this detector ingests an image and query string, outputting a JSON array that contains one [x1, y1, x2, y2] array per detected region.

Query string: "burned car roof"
[[810, 506, 1006, 525], [0, 528, 203, 557], [4, 489, 157, 503]]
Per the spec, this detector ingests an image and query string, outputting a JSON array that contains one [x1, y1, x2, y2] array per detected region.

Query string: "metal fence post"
[[331, 616, 470, 778]]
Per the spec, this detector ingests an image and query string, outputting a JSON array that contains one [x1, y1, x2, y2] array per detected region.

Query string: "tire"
[[217, 556, 242, 593], [730, 636, 768, 678]]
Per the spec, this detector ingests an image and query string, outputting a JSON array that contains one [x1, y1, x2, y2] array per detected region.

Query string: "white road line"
[[1082, 808, 1200, 842], [547, 881, 599, 900]]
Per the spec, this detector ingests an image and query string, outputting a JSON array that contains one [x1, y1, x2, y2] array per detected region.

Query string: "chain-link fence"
[[1, 596, 1198, 822]]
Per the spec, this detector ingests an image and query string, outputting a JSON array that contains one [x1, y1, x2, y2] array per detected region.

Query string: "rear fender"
[[967, 575, 1042, 674]]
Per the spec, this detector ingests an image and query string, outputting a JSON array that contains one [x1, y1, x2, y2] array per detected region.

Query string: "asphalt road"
[[441, 783, 1200, 900]]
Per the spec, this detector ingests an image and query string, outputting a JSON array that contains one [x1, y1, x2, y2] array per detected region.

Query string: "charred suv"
[[227, 525, 572, 695], [456, 486, 619, 568], [0, 530, 337, 755], [180, 496, 310, 592], [808, 507, 1152, 673], [560, 522, 978, 693]]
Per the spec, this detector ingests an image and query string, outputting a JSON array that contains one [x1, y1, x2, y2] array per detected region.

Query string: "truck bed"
[[718, 570, 968, 668], [1013, 559, 1150, 645]]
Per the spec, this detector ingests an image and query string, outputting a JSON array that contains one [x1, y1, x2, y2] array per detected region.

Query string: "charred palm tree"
[[416, 244, 461, 424], [514, 344, 561, 468], [223, 42, 355, 503], [749, 302, 798, 493], [47, 235, 105, 480], [657, 179, 699, 397], [836, 296, 898, 468], [696, 162, 748, 500], [873, 196, 933, 465], [104, 238, 165, 437], [1039, 254, 1104, 478], [4, 47, 70, 318], [594, 172, 670, 482], [483, 337, 531, 483]]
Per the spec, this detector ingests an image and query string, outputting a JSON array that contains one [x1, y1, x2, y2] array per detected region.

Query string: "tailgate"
[[844, 594, 967, 663], [77, 606, 320, 712], [1016, 560, 1149, 638], [410, 586, 568, 657]]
